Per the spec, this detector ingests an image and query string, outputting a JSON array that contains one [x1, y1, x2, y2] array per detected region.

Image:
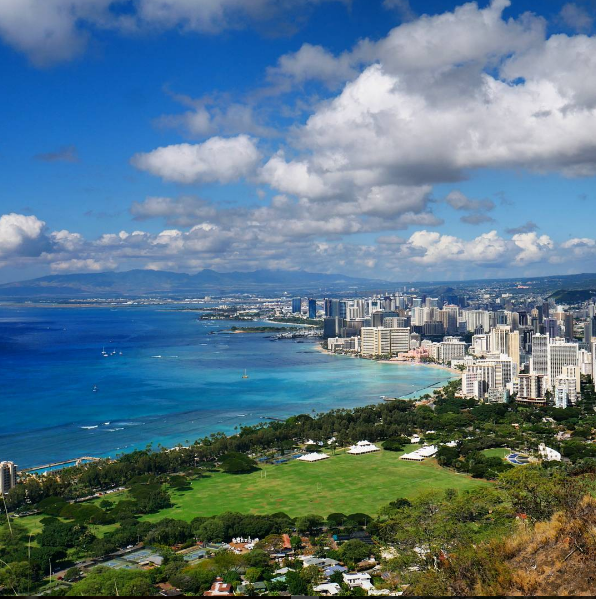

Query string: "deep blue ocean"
[[0, 305, 454, 468]]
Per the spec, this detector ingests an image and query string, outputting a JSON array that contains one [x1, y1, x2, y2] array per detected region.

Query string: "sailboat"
[[242, 369, 249, 379], [101, 346, 108, 357]]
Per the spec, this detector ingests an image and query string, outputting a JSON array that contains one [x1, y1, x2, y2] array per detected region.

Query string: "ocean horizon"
[[0, 305, 455, 468]]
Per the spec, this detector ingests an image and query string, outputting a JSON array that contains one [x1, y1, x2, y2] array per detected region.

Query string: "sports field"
[[142, 448, 489, 521], [482, 447, 510, 459]]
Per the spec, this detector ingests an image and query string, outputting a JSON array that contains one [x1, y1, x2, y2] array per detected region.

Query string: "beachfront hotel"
[[0, 461, 17, 494]]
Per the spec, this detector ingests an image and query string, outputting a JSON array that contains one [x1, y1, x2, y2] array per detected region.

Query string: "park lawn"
[[14, 513, 120, 541], [482, 448, 510, 459], [141, 449, 489, 522]]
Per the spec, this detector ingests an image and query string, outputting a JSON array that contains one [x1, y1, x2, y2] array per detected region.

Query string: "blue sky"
[[0, 0, 595, 282]]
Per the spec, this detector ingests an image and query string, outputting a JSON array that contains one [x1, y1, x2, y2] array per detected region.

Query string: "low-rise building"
[[327, 336, 360, 352], [343, 572, 373, 591]]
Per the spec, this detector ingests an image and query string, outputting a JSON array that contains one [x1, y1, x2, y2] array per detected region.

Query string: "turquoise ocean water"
[[0, 305, 454, 468]]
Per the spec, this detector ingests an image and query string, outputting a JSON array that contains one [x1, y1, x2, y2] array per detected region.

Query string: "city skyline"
[[1, 0, 596, 283]]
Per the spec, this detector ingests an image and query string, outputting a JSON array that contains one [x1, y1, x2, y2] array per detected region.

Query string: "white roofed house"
[[314, 582, 342, 596], [343, 572, 373, 591], [538, 443, 561, 462], [347, 441, 380, 455]]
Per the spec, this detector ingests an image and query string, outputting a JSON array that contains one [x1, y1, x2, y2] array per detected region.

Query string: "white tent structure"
[[347, 441, 380, 455], [297, 452, 329, 462], [400, 445, 438, 461]]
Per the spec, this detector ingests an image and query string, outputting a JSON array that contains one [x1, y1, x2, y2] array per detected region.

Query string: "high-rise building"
[[462, 355, 517, 399], [371, 311, 384, 328], [361, 327, 410, 356], [324, 299, 339, 318], [292, 297, 302, 313], [440, 305, 459, 335], [555, 374, 578, 407], [463, 309, 490, 333], [323, 317, 343, 339], [0, 461, 17, 495], [361, 327, 391, 356], [383, 316, 409, 329], [489, 325, 520, 368], [563, 313, 574, 341], [516, 373, 547, 404], [389, 328, 411, 354], [543, 317, 559, 339], [308, 298, 317, 320], [531, 333, 549, 375], [438, 337, 467, 364], [547, 338, 579, 389]]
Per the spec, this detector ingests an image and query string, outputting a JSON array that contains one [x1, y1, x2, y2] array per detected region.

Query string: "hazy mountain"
[[0, 269, 392, 298]]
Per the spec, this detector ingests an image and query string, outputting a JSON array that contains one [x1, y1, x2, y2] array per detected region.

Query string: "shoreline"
[[316, 343, 462, 376], [20, 342, 457, 473]]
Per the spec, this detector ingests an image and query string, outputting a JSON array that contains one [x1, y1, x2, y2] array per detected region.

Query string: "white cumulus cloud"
[[131, 135, 262, 184], [0, 213, 50, 257]]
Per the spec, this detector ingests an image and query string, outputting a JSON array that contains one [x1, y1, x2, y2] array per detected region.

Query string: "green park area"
[[481, 447, 510, 459], [140, 448, 489, 522]]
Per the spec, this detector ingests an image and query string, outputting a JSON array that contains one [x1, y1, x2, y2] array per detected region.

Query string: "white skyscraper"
[[531, 333, 549, 376], [547, 338, 579, 390]]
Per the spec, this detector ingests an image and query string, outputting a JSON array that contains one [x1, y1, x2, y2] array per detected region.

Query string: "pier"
[[401, 381, 447, 398], [22, 456, 102, 475]]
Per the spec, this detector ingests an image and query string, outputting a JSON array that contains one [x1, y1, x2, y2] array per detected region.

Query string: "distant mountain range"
[[1, 269, 596, 299], [0, 269, 393, 298]]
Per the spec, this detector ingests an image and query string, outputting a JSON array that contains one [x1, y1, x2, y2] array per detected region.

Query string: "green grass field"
[[482, 448, 510, 459], [14, 513, 120, 541], [141, 449, 489, 522]]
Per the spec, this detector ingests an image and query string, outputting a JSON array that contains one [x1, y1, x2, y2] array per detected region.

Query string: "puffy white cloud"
[[373, 0, 544, 76], [501, 33, 596, 112], [51, 230, 84, 251], [512, 232, 554, 264], [131, 135, 262, 184], [252, 0, 596, 210], [0, 213, 50, 257], [259, 152, 330, 198], [404, 230, 510, 265]]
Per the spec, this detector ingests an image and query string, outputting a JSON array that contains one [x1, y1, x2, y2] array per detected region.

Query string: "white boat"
[[242, 369, 249, 379]]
